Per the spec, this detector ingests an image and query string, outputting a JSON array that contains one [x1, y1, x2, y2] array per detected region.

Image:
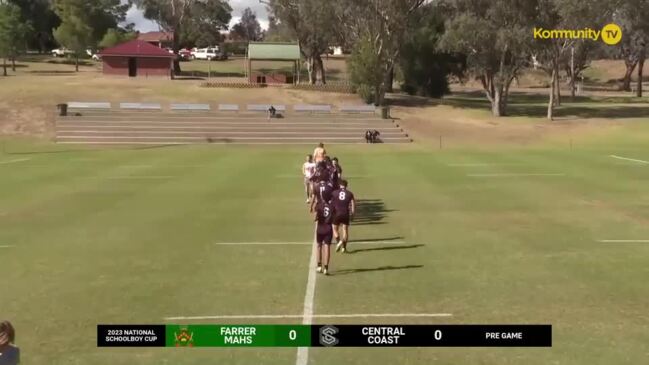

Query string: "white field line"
[[447, 163, 520, 167], [295, 225, 318, 365], [213, 240, 408, 246], [0, 245, 14, 248], [165, 313, 453, 321], [275, 175, 369, 179], [609, 155, 649, 165], [467, 173, 565, 177], [0, 158, 31, 165], [597, 239, 649, 243], [84, 176, 175, 180]]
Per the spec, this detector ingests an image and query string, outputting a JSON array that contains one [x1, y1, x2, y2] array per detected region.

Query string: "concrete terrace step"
[[55, 114, 411, 144], [56, 136, 412, 144]]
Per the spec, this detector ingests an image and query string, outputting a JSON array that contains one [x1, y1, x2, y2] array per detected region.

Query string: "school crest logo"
[[174, 327, 194, 347]]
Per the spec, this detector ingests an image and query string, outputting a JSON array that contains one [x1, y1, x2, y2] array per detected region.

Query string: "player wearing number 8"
[[332, 180, 355, 253]]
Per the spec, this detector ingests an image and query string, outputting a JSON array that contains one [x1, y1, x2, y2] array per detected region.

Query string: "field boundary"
[[609, 155, 649, 165], [164, 313, 453, 321]]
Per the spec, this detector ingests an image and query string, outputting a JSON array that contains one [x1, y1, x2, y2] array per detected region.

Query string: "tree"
[[614, 0, 649, 97], [349, 36, 383, 103], [53, 0, 93, 72], [134, 0, 232, 74], [8, 0, 60, 53], [231, 7, 263, 42], [269, 0, 337, 84], [264, 14, 295, 42], [0, 2, 31, 76], [0, 2, 32, 74], [88, 0, 132, 46], [400, 3, 464, 98], [98, 28, 137, 48], [440, 0, 536, 116], [337, 0, 427, 104]]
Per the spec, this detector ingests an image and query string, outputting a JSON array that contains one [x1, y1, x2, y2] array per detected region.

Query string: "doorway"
[[128, 58, 137, 77]]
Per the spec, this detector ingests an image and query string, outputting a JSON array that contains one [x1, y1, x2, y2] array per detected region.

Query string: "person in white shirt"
[[302, 154, 316, 203], [313, 143, 326, 163]]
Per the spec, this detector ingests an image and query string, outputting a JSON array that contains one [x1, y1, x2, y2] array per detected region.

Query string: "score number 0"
[[289, 330, 297, 341], [433, 330, 442, 341]]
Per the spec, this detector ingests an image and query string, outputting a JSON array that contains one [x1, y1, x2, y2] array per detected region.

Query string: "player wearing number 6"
[[332, 180, 355, 253], [315, 202, 334, 275]]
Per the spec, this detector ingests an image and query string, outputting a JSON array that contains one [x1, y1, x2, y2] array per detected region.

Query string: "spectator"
[[267, 105, 277, 120], [365, 130, 372, 143], [0, 320, 19, 365], [372, 130, 381, 143]]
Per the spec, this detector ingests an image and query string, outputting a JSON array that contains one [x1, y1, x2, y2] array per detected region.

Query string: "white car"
[[51, 48, 72, 57], [192, 47, 220, 60]]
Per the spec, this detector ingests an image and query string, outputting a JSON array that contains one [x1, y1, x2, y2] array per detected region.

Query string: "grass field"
[[1, 130, 649, 364]]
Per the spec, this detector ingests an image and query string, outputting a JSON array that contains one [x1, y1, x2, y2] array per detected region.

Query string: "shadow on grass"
[[348, 236, 404, 243], [348, 244, 424, 254], [438, 90, 649, 119], [353, 199, 397, 226], [333, 264, 423, 276]]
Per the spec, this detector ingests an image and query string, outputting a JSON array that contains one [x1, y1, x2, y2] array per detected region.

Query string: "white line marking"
[[85, 176, 175, 180], [296, 225, 318, 365], [213, 240, 408, 246], [165, 313, 453, 321], [0, 245, 14, 248], [447, 163, 519, 167], [467, 173, 565, 177], [0, 158, 31, 165], [609, 155, 649, 165], [598, 239, 649, 243]]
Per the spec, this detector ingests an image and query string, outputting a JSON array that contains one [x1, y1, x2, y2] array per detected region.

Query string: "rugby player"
[[310, 175, 334, 213], [313, 142, 326, 163], [332, 179, 356, 253], [0, 320, 19, 365], [314, 201, 334, 275], [331, 157, 343, 187], [302, 155, 316, 203]]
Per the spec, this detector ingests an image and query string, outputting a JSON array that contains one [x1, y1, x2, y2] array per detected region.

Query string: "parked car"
[[51, 48, 72, 57], [178, 48, 193, 61], [191, 47, 227, 61]]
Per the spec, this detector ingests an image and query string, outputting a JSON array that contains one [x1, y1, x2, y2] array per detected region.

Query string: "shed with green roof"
[[246, 42, 301, 84]]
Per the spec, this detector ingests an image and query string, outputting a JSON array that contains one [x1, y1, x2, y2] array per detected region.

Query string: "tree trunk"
[[491, 87, 503, 117], [306, 57, 315, 84], [75, 55, 79, 72], [172, 29, 181, 75], [314, 55, 326, 85], [2, 58, 7, 76], [11, 57, 16, 72], [622, 61, 637, 91], [637, 56, 644, 98], [554, 63, 561, 106], [386, 65, 394, 93], [547, 68, 556, 120]]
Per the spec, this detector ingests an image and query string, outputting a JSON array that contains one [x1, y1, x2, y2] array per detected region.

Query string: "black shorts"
[[332, 214, 350, 226], [316, 232, 333, 245]]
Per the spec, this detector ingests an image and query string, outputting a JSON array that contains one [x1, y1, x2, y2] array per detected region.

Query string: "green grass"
[[1, 135, 649, 364]]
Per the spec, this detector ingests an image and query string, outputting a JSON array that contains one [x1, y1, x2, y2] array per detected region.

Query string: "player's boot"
[[335, 241, 343, 252], [341, 246, 347, 253], [323, 267, 329, 275], [316, 265, 323, 273]]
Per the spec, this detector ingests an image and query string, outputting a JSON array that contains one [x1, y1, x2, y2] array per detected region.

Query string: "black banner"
[[311, 325, 552, 347], [97, 324, 166, 347]]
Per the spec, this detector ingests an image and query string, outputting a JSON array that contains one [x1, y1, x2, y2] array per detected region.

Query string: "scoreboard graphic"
[[97, 324, 552, 347]]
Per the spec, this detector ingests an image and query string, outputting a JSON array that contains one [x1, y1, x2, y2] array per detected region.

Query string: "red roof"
[[137, 31, 174, 42], [99, 40, 175, 58]]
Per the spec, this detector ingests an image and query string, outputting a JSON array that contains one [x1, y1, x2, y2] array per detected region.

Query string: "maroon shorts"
[[332, 213, 350, 226], [316, 232, 333, 245]]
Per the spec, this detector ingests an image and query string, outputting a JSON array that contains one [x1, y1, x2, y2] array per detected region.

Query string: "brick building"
[[99, 40, 175, 78]]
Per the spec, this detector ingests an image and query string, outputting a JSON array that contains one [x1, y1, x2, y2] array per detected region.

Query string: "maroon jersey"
[[316, 203, 334, 235], [314, 181, 334, 203], [331, 188, 354, 215]]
